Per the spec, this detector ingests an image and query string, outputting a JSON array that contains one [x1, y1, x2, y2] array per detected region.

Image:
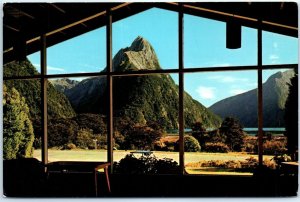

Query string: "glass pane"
[[46, 27, 106, 75], [113, 74, 179, 174], [113, 8, 178, 71], [262, 69, 296, 170], [184, 71, 258, 175], [263, 31, 298, 65], [3, 79, 41, 160], [47, 76, 107, 162], [184, 14, 257, 68]]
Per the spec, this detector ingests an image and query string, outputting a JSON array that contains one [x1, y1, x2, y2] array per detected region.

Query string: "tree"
[[191, 121, 208, 148], [75, 129, 94, 149], [175, 135, 201, 152], [3, 85, 34, 159], [123, 123, 163, 150], [284, 72, 298, 160], [219, 117, 245, 151], [48, 118, 79, 147], [184, 135, 201, 152]]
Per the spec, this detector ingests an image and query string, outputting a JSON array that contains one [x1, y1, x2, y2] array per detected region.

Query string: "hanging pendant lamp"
[[226, 19, 242, 49]]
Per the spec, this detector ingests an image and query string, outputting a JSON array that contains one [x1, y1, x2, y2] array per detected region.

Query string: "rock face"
[[50, 78, 79, 93], [113, 36, 160, 71], [65, 36, 222, 129], [209, 70, 294, 127]]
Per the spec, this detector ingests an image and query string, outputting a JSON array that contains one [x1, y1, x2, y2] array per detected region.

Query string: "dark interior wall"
[[3, 158, 298, 197]]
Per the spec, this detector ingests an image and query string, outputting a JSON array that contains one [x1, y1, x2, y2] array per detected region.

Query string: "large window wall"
[[3, 4, 298, 175]]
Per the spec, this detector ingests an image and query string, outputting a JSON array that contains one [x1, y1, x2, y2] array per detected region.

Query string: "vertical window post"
[[41, 34, 48, 169], [178, 3, 185, 174], [257, 19, 263, 167], [106, 8, 113, 173]]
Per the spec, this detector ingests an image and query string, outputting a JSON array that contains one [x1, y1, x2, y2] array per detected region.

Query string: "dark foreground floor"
[[3, 158, 298, 197]]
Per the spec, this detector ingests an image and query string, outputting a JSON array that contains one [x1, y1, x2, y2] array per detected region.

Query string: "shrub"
[[263, 132, 273, 141], [154, 158, 180, 174], [186, 157, 277, 172], [242, 157, 258, 169], [263, 159, 277, 170], [204, 142, 229, 153], [186, 135, 201, 152], [114, 154, 179, 174], [263, 140, 287, 155], [225, 160, 242, 169], [174, 135, 201, 152], [64, 143, 76, 150], [273, 154, 292, 168], [165, 141, 176, 152], [242, 143, 255, 153], [75, 129, 94, 149], [114, 154, 152, 174], [188, 160, 241, 169]]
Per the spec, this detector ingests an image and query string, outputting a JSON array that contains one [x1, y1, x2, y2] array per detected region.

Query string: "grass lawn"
[[33, 149, 273, 175], [33, 149, 265, 163], [186, 167, 253, 176]]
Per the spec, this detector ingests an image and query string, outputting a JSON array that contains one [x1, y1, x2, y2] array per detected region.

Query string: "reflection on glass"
[[184, 14, 257, 68], [47, 77, 107, 162], [184, 71, 258, 175]]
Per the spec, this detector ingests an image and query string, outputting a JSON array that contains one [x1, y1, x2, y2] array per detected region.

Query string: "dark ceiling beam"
[[154, 2, 297, 37], [81, 23, 88, 28], [181, 3, 297, 37], [111, 2, 132, 11], [280, 2, 284, 10], [4, 24, 20, 32], [8, 5, 35, 19], [3, 2, 298, 65], [4, 3, 153, 51], [49, 4, 66, 14]]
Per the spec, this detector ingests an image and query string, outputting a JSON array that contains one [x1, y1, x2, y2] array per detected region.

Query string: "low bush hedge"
[[263, 140, 287, 155], [204, 142, 229, 153], [114, 154, 180, 174]]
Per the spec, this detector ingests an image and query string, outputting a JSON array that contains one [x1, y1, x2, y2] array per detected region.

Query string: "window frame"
[[3, 5, 298, 175]]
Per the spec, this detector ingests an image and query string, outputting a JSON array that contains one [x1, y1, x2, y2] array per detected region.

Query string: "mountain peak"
[[113, 36, 161, 71], [129, 36, 151, 52]]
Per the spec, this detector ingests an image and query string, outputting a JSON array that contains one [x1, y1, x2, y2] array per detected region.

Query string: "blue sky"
[[28, 8, 298, 107]]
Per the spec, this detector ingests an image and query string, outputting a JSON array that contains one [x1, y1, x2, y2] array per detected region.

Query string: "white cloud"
[[269, 54, 279, 60], [269, 54, 279, 64], [196, 86, 216, 99], [80, 63, 98, 69], [273, 42, 278, 49], [48, 66, 65, 72], [32, 63, 65, 72], [230, 89, 247, 95], [72, 77, 86, 81], [32, 63, 40, 68], [208, 75, 249, 83]]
